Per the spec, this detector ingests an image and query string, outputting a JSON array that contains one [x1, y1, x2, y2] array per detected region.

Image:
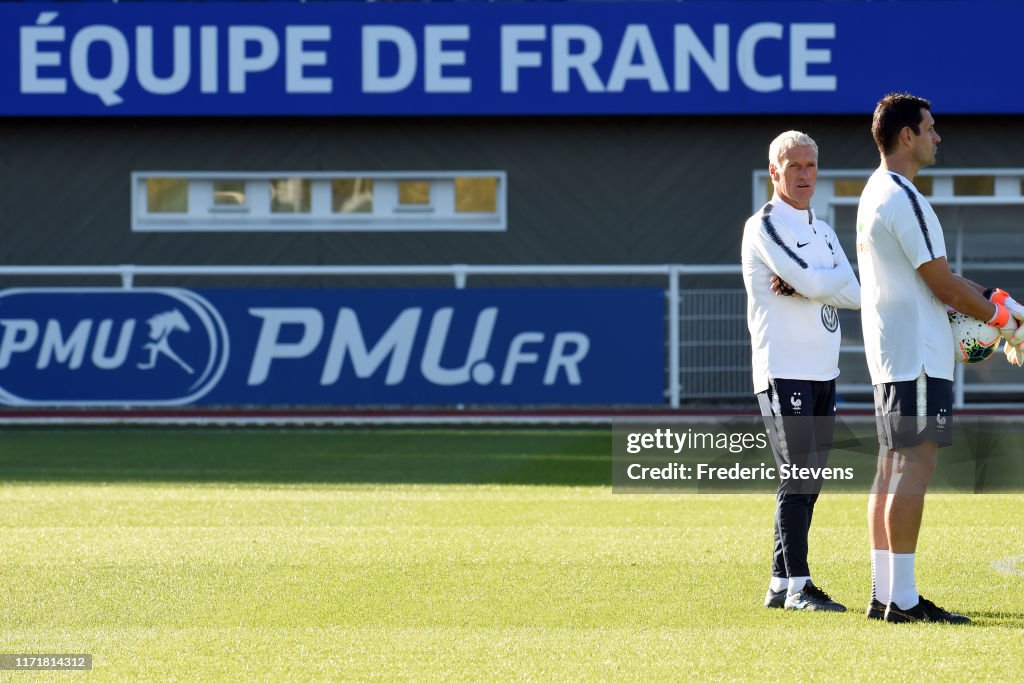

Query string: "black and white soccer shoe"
[[783, 582, 847, 612], [884, 596, 971, 624], [866, 598, 886, 620], [764, 588, 787, 609]]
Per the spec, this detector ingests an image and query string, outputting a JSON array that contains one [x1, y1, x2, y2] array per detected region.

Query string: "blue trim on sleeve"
[[888, 173, 936, 260], [761, 203, 808, 269]]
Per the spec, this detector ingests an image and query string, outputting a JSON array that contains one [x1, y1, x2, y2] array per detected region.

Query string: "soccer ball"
[[948, 310, 1000, 364]]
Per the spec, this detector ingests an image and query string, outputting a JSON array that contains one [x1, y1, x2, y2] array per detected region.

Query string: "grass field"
[[1, 428, 1022, 680]]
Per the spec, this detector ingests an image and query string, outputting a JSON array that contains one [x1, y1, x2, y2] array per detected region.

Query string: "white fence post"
[[120, 265, 135, 289], [953, 230, 966, 409], [669, 265, 680, 408]]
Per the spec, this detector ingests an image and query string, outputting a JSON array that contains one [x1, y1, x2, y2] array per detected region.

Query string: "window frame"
[[132, 171, 507, 233]]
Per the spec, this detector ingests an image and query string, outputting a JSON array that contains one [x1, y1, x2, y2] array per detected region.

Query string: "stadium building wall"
[[5, 115, 1024, 285]]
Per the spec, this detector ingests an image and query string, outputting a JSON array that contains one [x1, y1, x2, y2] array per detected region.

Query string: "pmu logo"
[[247, 306, 590, 388], [0, 289, 229, 405]]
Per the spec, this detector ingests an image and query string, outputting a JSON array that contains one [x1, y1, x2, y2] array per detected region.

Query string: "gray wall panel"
[[3, 116, 1021, 281]]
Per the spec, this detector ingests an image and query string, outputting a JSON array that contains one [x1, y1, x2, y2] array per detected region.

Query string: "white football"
[[948, 310, 1000, 364]]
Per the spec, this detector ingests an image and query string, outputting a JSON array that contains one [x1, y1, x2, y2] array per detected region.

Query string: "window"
[[398, 181, 431, 208], [332, 178, 373, 214], [213, 180, 246, 207], [833, 179, 866, 197], [132, 171, 506, 232], [270, 178, 312, 213], [146, 178, 188, 213], [455, 176, 498, 213], [954, 175, 995, 196]]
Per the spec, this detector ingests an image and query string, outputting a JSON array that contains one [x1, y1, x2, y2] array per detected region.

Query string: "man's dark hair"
[[872, 93, 932, 155]]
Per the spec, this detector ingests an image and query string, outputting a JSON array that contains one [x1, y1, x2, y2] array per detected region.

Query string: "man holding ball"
[[857, 93, 1024, 624]]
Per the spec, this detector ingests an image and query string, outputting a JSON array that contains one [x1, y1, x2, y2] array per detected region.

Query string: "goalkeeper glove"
[[986, 302, 1019, 342], [1004, 340, 1024, 367], [986, 289, 1024, 345]]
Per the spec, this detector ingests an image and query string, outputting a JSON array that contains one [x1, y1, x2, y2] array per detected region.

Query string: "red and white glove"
[[986, 289, 1024, 345], [986, 302, 1019, 343]]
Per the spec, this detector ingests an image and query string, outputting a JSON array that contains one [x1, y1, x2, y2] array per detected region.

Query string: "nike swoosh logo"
[[796, 241, 810, 248]]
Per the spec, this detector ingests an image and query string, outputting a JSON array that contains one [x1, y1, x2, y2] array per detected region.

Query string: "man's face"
[[909, 108, 941, 168], [770, 144, 817, 210]]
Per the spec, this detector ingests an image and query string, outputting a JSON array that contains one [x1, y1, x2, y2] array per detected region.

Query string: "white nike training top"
[[742, 195, 861, 394], [856, 168, 952, 384]]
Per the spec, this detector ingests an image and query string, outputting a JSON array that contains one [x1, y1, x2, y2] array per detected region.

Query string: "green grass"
[[0, 429, 1022, 680]]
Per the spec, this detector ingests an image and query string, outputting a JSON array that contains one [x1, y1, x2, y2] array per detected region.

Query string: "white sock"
[[871, 549, 891, 604], [787, 576, 809, 595], [890, 553, 918, 609], [769, 576, 788, 593]]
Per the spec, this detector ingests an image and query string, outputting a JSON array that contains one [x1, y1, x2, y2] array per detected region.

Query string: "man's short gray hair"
[[769, 130, 818, 168]]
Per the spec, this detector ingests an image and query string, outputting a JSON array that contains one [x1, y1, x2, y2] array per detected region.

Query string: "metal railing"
[[2, 263, 1021, 408]]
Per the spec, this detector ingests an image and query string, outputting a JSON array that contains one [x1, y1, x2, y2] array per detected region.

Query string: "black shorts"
[[873, 374, 954, 449], [756, 378, 836, 494]]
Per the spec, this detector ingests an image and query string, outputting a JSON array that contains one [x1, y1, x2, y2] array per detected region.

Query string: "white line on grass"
[[991, 557, 1024, 578]]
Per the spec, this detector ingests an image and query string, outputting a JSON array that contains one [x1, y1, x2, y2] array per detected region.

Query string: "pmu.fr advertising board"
[[0, 288, 664, 406]]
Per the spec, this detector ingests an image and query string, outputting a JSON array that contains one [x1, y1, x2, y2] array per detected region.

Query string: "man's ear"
[[768, 163, 778, 180]]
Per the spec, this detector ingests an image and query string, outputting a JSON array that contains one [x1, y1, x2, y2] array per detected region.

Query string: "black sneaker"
[[764, 588, 786, 609], [884, 596, 971, 624], [784, 582, 847, 612], [866, 598, 886, 620]]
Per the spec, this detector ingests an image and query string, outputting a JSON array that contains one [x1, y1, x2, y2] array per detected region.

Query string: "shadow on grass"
[[0, 428, 612, 485], [963, 612, 1024, 628]]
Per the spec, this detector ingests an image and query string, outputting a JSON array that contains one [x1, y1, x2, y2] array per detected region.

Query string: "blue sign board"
[[0, 288, 665, 406], [0, 1, 1019, 115]]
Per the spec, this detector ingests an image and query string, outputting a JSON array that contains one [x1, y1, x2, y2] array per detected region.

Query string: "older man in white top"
[[742, 130, 860, 612]]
